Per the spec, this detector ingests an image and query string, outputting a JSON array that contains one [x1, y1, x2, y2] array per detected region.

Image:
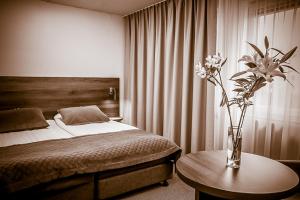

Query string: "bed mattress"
[[0, 129, 180, 193], [0, 120, 72, 147]]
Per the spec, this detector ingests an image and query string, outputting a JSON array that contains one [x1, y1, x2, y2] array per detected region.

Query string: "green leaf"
[[235, 78, 249, 82], [221, 58, 227, 66], [220, 92, 226, 107], [248, 77, 265, 96], [247, 75, 256, 81], [248, 42, 264, 58], [220, 97, 225, 107], [230, 71, 248, 79], [257, 76, 266, 83], [279, 66, 284, 73], [252, 82, 267, 92], [280, 46, 297, 63], [271, 70, 286, 80], [245, 62, 257, 68], [249, 93, 255, 98], [233, 88, 245, 93], [234, 78, 250, 85], [264, 36, 269, 49], [281, 64, 300, 74], [270, 48, 285, 55]]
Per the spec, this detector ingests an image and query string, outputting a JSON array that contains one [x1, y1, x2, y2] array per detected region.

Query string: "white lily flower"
[[238, 55, 254, 63], [205, 55, 214, 66], [195, 62, 207, 78], [195, 62, 201, 69], [205, 53, 225, 70], [206, 55, 212, 61], [252, 55, 285, 81], [213, 54, 223, 63]]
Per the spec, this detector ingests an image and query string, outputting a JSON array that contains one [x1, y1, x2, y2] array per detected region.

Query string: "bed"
[[0, 76, 181, 200]]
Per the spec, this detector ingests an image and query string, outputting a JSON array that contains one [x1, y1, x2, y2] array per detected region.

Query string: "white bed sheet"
[[0, 120, 73, 147], [54, 114, 138, 137]]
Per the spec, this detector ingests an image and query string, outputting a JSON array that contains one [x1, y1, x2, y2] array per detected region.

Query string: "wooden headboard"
[[0, 76, 119, 119]]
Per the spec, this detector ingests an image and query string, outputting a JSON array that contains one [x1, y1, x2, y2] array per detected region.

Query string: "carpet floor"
[[114, 174, 300, 200], [115, 174, 194, 200]]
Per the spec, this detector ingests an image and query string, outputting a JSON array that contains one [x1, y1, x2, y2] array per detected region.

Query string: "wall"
[[0, 0, 125, 114]]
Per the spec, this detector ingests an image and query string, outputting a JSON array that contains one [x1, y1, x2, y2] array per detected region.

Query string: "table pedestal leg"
[[195, 189, 200, 199], [195, 189, 227, 200]]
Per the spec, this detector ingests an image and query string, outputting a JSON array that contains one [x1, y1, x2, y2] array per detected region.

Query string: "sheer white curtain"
[[216, 0, 300, 159]]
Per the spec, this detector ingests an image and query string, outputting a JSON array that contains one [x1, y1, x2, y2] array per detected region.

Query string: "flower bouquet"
[[195, 36, 298, 168]]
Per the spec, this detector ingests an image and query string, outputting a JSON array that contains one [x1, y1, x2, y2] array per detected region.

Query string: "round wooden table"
[[176, 151, 299, 200]]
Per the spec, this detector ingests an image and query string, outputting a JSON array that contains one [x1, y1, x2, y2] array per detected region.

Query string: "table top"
[[176, 151, 299, 199]]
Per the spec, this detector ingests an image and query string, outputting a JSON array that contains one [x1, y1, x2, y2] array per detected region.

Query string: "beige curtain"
[[124, 0, 217, 153], [217, 0, 300, 159]]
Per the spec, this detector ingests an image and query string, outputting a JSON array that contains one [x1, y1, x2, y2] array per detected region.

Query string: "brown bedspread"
[[0, 129, 180, 193]]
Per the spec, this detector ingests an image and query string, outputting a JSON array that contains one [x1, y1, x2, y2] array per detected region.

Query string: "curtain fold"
[[124, 0, 217, 153]]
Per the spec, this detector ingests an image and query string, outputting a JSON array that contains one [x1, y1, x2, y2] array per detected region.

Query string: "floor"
[[117, 175, 194, 200], [115, 175, 300, 200]]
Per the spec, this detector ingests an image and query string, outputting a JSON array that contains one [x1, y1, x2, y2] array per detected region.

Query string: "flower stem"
[[211, 73, 236, 153], [231, 78, 260, 153], [237, 105, 246, 137], [213, 72, 234, 130]]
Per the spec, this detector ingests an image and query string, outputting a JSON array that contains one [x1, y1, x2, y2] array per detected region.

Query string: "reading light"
[[108, 87, 117, 100]]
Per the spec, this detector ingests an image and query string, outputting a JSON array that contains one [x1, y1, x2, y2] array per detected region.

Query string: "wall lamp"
[[108, 87, 117, 101]]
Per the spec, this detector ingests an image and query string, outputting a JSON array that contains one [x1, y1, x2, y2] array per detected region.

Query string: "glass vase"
[[226, 126, 242, 168]]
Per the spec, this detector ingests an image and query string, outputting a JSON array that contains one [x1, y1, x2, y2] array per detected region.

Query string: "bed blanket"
[[0, 129, 180, 193]]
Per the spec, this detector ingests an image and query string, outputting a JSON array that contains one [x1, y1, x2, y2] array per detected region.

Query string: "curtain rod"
[[123, 0, 167, 17]]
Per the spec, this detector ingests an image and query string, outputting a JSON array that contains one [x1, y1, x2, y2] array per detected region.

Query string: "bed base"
[[4, 150, 181, 200], [4, 174, 95, 200], [97, 163, 173, 199]]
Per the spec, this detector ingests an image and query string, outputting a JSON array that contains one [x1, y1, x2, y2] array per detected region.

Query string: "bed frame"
[[0, 76, 181, 200]]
